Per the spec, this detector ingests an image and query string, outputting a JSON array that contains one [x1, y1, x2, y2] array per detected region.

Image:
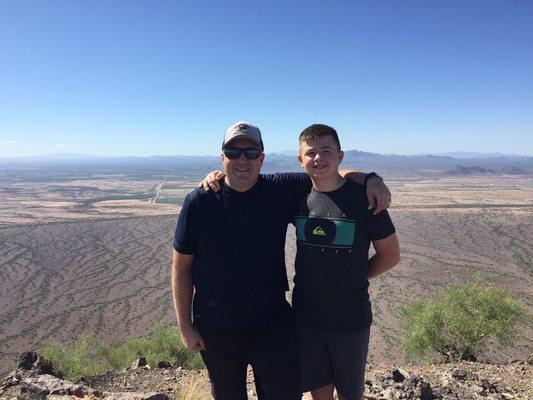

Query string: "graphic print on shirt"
[[294, 216, 356, 248]]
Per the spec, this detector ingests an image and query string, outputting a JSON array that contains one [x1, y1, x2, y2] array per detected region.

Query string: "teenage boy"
[[173, 121, 392, 400], [293, 124, 400, 400]]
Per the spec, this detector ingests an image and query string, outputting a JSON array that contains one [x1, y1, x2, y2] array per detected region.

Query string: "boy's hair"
[[299, 124, 341, 151]]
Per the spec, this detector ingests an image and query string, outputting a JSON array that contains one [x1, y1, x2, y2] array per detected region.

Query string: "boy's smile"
[[298, 136, 344, 185]]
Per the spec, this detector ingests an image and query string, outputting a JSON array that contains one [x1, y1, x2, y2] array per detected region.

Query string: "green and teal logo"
[[312, 226, 326, 236], [295, 216, 356, 248]]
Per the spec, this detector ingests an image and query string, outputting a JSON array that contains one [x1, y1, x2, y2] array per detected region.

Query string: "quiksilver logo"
[[312, 226, 326, 236]]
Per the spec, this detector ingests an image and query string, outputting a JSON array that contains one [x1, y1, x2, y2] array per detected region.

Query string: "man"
[[294, 124, 400, 400], [171, 121, 391, 400]]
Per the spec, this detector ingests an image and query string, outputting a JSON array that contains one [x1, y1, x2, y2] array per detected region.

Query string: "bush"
[[126, 324, 204, 370], [41, 324, 204, 380], [41, 335, 107, 379], [399, 276, 529, 362]]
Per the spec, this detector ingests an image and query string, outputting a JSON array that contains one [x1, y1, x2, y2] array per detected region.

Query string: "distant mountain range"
[[1, 151, 531, 177], [422, 151, 530, 159], [442, 165, 529, 176]]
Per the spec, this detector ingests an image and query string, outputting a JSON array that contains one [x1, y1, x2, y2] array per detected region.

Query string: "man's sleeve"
[[262, 172, 312, 199], [366, 209, 396, 241], [173, 192, 197, 254]]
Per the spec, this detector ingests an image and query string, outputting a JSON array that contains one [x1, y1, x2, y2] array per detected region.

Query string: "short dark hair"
[[299, 124, 341, 151]]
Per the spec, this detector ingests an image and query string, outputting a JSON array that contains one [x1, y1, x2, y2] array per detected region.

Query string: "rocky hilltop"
[[1, 352, 532, 400]]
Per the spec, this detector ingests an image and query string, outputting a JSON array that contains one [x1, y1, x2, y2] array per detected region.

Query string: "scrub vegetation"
[[40, 324, 204, 380], [399, 276, 529, 362]]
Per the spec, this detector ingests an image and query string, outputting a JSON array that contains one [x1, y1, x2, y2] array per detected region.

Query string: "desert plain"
[[0, 169, 531, 375]]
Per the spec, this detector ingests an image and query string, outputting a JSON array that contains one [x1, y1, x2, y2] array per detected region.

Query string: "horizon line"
[[1, 150, 532, 159]]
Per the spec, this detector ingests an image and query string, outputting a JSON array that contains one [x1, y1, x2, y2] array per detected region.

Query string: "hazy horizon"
[[1, 149, 533, 160]]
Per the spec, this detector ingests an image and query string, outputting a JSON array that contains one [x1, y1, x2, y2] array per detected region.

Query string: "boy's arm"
[[171, 250, 206, 351], [197, 170, 392, 214], [367, 233, 400, 279]]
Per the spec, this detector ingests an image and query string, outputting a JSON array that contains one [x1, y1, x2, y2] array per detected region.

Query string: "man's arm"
[[197, 170, 392, 214], [171, 250, 206, 351], [368, 233, 400, 279], [340, 170, 391, 215]]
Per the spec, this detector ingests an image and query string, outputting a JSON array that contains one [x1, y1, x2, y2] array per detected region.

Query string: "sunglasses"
[[223, 147, 262, 160]]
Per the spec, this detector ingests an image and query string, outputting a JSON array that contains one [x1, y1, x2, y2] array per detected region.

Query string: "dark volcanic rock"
[[157, 361, 172, 369], [130, 357, 149, 369], [16, 351, 56, 376], [17, 352, 38, 370]]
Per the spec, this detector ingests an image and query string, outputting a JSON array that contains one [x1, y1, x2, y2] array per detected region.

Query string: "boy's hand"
[[367, 177, 391, 215], [180, 325, 206, 351], [197, 170, 225, 192]]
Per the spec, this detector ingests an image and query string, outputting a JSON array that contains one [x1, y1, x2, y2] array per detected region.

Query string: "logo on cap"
[[234, 124, 249, 134]]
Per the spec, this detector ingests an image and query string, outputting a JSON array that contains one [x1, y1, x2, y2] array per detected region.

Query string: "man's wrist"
[[364, 172, 383, 186], [178, 319, 194, 331]]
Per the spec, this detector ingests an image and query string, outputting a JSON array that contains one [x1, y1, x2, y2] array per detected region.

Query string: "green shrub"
[[41, 335, 107, 379], [97, 340, 133, 370], [126, 324, 203, 369], [400, 276, 529, 362], [40, 324, 204, 380]]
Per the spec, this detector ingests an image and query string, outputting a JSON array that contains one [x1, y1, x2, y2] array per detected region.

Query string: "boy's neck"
[[311, 173, 346, 192]]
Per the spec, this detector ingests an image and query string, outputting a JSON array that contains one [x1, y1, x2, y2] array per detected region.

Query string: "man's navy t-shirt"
[[173, 173, 310, 331]]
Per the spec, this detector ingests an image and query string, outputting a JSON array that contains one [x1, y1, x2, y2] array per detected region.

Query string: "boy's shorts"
[[297, 324, 370, 400]]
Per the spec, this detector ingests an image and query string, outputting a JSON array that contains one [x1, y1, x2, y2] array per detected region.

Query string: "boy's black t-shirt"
[[173, 173, 311, 331], [292, 179, 396, 333]]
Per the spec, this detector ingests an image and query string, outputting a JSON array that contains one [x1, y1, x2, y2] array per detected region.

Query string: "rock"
[[22, 374, 88, 396], [451, 369, 467, 380], [17, 352, 39, 370], [480, 378, 499, 393], [157, 361, 172, 369], [0, 371, 22, 390], [439, 371, 453, 387], [16, 351, 56, 376], [101, 393, 170, 400], [474, 384, 487, 396], [462, 353, 477, 362], [392, 369, 405, 382], [130, 358, 148, 369]]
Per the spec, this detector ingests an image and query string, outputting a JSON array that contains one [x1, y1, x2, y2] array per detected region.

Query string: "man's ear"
[[338, 150, 344, 163], [297, 154, 303, 167]]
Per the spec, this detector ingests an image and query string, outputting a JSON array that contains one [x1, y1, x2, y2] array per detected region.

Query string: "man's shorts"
[[297, 324, 370, 400], [196, 308, 300, 400]]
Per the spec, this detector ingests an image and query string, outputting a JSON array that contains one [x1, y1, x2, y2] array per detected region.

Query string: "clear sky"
[[1, 0, 532, 157]]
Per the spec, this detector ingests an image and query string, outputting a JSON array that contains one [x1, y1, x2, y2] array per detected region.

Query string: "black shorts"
[[297, 324, 370, 400], [196, 309, 300, 400]]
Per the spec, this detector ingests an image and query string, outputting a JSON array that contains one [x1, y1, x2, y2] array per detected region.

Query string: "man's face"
[[298, 135, 343, 180], [221, 138, 264, 191]]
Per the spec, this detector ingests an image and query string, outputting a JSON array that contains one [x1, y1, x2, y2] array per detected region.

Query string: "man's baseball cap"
[[222, 121, 264, 151]]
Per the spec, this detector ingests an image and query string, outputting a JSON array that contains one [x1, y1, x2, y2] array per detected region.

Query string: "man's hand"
[[197, 170, 225, 192], [180, 324, 206, 351], [367, 177, 391, 215]]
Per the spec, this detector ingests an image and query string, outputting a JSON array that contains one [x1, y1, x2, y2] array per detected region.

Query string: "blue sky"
[[1, 0, 532, 157]]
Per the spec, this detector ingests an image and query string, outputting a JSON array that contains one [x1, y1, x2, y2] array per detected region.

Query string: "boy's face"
[[298, 135, 344, 181]]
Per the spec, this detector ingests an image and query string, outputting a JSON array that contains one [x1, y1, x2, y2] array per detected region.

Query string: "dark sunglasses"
[[223, 147, 262, 160]]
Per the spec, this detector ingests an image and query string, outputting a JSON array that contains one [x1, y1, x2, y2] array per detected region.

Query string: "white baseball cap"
[[222, 121, 264, 150]]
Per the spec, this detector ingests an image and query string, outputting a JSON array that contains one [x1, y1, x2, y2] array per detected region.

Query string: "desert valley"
[[0, 157, 531, 378]]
